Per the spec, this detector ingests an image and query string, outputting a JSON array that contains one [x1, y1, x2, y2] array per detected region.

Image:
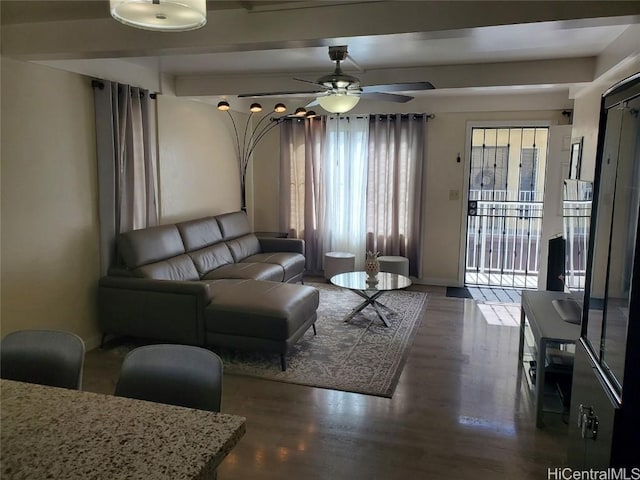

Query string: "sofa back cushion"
[[216, 211, 261, 261], [216, 211, 251, 240], [133, 254, 200, 281], [177, 217, 223, 252], [118, 225, 185, 269], [226, 235, 261, 262], [189, 243, 235, 277]]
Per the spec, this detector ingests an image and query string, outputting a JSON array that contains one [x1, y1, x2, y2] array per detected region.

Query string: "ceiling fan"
[[237, 45, 435, 113]]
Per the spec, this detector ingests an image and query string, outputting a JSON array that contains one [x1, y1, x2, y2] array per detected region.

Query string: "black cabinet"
[[567, 73, 640, 468]]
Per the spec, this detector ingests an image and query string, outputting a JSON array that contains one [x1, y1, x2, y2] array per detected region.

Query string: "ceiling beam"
[[2, 1, 639, 61], [175, 57, 596, 96]]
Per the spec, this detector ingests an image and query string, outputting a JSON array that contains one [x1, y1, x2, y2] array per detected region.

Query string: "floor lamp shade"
[[110, 0, 207, 31]]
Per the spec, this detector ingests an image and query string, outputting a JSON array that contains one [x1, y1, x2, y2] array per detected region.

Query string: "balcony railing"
[[465, 194, 592, 289], [563, 199, 592, 290], [466, 195, 543, 288]]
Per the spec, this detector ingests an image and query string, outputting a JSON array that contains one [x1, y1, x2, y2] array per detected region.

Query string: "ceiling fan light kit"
[[317, 93, 361, 113], [237, 45, 434, 111], [110, 0, 207, 32]]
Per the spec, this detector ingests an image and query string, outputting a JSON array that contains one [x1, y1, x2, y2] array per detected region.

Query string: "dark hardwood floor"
[[83, 283, 569, 479]]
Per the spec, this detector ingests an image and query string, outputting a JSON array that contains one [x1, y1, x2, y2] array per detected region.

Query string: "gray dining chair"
[[0, 329, 85, 390], [114, 344, 223, 412]]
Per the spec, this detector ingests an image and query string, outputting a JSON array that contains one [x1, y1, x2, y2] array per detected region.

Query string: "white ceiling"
[[124, 23, 629, 76], [2, 1, 639, 110]]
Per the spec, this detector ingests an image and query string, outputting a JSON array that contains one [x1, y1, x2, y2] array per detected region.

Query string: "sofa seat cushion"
[[202, 263, 283, 282], [205, 280, 319, 341], [242, 252, 305, 282]]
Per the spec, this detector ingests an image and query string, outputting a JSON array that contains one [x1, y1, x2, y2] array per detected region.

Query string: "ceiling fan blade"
[[294, 77, 327, 87], [237, 90, 325, 98], [305, 99, 320, 108], [361, 92, 414, 103], [361, 82, 435, 93]]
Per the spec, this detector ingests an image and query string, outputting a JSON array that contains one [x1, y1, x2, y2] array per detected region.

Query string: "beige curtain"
[[93, 80, 158, 274], [279, 117, 327, 274], [280, 113, 427, 277], [323, 115, 370, 269], [366, 114, 426, 277]]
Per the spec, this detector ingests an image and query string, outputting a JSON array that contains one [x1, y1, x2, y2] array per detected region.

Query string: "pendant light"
[[110, 0, 207, 32]]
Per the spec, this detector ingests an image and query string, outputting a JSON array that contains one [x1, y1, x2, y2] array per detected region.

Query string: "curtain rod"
[[373, 113, 435, 120], [326, 113, 435, 120], [284, 113, 435, 122], [90, 79, 156, 99]]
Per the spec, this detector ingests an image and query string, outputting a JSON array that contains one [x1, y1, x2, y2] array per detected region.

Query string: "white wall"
[[1, 57, 101, 346], [250, 126, 280, 232], [0, 59, 246, 347], [571, 60, 640, 181], [422, 110, 567, 286], [251, 106, 568, 285], [156, 96, 241, 223], [1, 56, 628, 347], [570, 89, 602, 182], [539, 124, 573, 290]]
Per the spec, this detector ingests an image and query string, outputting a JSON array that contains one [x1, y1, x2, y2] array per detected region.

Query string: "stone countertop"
[[1, 379, 246, 480]]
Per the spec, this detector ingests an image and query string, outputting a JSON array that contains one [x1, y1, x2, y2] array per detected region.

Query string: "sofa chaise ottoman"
[[98, 211, 319, 370]]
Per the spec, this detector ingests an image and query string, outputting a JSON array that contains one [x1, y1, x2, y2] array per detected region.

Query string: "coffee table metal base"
[[344, 290, 394, 327], [330, 271, 412, 328]]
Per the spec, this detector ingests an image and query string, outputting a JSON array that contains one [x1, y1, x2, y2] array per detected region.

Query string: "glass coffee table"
[[330, 271, 412, 327]]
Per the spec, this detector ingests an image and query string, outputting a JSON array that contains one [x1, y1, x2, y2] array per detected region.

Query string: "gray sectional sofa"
[[98, 211, 319, 370]]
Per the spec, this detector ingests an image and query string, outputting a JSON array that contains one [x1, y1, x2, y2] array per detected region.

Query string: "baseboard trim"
[[84, 334, 103, 352], [413, 277, 463, 287]]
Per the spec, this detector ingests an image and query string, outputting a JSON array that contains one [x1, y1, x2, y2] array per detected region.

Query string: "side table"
[[519, 290, 581, 427], [324, 252, 355, 281]]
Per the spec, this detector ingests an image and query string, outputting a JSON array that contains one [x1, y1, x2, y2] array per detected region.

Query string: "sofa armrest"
[[258, 237, 305, 255], [99, 276, 213, 302], [98, 276, 213, 345]]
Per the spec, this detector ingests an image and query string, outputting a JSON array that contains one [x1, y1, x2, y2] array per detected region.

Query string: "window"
[[469, 146, 509, 200], [519, 148, 538, 201], [280, 114, 428, 276]]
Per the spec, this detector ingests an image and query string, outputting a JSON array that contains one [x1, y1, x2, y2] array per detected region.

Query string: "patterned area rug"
[[218, 282, 428, 397]]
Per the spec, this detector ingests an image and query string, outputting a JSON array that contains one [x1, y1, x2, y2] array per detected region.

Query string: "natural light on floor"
[[476, 302, 520, 327], [468, 286, 521, 327]]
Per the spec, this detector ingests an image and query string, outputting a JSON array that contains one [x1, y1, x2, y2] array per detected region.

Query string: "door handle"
[[578, 404, 599, 440]]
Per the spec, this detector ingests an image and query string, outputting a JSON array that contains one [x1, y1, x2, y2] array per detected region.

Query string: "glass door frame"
[[458, 121, 552, 289]]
